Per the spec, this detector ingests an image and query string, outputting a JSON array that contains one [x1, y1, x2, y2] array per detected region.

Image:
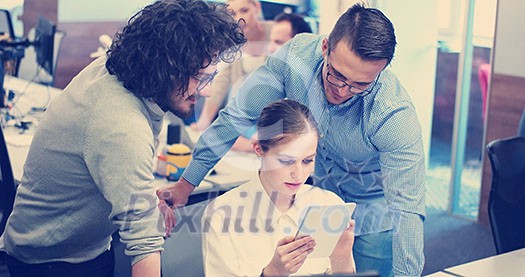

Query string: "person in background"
[[190, 0, 272, 144], [160, 3, 426, 277], [202, 99, 355, 276], [192, 11, 313, 152], [268, 12, 313, 55], [0, 1, 245, 276]]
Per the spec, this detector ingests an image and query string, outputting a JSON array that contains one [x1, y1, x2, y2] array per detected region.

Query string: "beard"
[[155, 91, 194, 119], [168, 102, 193, 119]]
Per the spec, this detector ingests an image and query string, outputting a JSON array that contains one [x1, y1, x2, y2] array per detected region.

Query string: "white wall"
[[58, 0, 153, 22], [58, 0, 305, 23], [318, 0, 359, 35], [377, 0, 437, 168], [492, 0, 525, 78]]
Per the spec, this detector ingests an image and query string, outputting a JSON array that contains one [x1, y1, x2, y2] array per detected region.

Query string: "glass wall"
[[428, 0, 497, 219]]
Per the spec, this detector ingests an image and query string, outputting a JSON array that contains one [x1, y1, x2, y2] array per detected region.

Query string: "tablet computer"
[[294, 203, 356, 258]]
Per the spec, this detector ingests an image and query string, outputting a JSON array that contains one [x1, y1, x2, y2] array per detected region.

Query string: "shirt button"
[[320, 133, 324, 138]]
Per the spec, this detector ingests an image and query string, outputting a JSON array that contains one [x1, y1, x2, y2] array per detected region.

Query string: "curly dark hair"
[[105, 0, 246, 100]]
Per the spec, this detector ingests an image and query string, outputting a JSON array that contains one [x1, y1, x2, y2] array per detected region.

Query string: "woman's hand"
[[262, 235, 316, 276], [330, 220, 356, 274]]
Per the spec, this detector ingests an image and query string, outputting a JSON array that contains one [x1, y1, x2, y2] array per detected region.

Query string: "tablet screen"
[[295, 203, 356, 258]]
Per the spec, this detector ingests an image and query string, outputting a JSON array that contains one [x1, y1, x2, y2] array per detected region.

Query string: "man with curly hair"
[[0, 0, 245, 276]]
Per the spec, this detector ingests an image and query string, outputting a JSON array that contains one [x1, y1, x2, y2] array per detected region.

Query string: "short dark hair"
[[257, 99, 318, 152], [273, 13, 312, 37], [106, 0, 246, 100], [328, 3, 396, 64]]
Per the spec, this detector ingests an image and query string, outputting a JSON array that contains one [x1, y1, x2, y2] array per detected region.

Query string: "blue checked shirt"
[[182, 34, 426, 276]]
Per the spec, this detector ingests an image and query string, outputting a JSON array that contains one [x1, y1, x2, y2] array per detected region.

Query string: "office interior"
[[0, 0, 524, 276]]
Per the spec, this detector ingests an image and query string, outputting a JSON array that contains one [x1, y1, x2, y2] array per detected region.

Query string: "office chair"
[[486, 136, 525, 254], [161, 199, 211, 277], [112, 192, 223, 277], [0, 126, 16, 236], [518, 108, 525, 138], [477, 63, 491, 121]]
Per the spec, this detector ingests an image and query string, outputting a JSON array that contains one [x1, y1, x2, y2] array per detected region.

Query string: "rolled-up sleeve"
[[370, 100, 426, 276], [84, 107, 164, 265]]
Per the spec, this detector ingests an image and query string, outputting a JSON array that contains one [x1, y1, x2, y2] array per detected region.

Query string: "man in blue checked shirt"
[[159, 3, 425, 277]]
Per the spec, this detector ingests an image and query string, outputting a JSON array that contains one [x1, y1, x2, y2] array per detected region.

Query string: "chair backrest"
[[486, 136, 525, 254], [519, 108, 525, 138], [17, 28, 66, 86], [477, 63, 491, 121], [113, 193, 221, 277], [161, 198, 213, 277], [0, 127, 16, 236], [0, 9, 15, 39]]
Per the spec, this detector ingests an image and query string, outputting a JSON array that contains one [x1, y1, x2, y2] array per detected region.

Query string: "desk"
[[3, 75, 62, 180], [153, 150, 258, 195], [425, 272, 454, 277], [161, 125, 259, 193], [4, 126, 34, 180], [425, 248, 525, 276], [3, 75, 62, 116], [7, 132, 257, 194], [5, 96, 258, 192], [444, 248, 525, 276]]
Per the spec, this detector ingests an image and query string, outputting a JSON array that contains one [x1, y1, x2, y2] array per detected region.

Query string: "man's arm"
[[159, 46, 292, 206], [371, 101, 426, 276], [84, 103, 165, 267], [132, 252, 161, 277], [391, 210, 425, 277]]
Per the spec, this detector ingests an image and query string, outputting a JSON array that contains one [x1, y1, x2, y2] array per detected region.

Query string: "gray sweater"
[[0, 57, 165, 265]]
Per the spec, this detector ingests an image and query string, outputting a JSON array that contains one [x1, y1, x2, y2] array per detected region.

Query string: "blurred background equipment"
[[0, 12, 63, 129]]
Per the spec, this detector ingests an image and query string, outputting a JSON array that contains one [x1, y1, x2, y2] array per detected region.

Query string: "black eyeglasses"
[[325, 55, 381, 97], [193, 70, 218, 91]]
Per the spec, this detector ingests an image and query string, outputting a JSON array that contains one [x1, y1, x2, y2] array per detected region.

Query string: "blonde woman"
[[202, 100, 355, 276], [191, 0, 273, 151]]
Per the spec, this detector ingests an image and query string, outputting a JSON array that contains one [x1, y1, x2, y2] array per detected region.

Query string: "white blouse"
[[202, 172, 349, 276]]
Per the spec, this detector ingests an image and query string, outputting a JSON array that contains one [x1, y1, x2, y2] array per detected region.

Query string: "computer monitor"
[[260, 1, 298, 20], [33, 16, 56, 76]]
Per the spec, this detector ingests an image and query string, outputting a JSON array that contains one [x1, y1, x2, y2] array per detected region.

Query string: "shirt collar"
[[143, 98, 165, 119], [244, 172, 310, 228], [142, 99, 165, 136]]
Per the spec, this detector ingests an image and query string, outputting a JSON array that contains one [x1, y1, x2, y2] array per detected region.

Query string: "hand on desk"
[[156, 178, 195, 236]]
